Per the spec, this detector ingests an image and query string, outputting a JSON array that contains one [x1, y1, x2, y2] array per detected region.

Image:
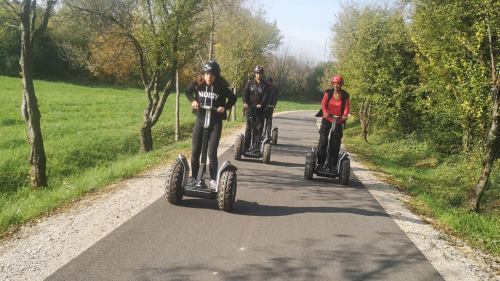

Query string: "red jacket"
[[321, 90, 350, 124]]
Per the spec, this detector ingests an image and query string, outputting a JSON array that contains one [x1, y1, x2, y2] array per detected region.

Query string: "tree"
[[330, 3, 418, 139], [0, 0, 57, 188], [64, 0, 203, 152], [409, 0, 500, 212], [265, 44, 295, 96], [215, 5, 281, 117]]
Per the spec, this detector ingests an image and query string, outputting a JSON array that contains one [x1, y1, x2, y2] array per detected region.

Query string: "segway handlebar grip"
[[329, 115, 342, 119]]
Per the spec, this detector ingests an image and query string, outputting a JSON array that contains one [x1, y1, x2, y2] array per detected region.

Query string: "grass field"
[[0, 76, 319, 236]]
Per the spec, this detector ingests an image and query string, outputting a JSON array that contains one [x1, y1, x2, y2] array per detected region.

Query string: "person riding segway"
[[304, 75, 351, 185], [233, 65, 272, 164], [165, 61, 238, 212], [262, 76, 279, 145]]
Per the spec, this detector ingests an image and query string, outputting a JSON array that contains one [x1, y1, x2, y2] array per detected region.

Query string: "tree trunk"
[[175, 70, 180, 141], [208, 6, 215, 61], [20, 1, 48, 188], [140, 120, 153, 153], [359, 97, 372, 142], [467, 79, 500, 212], [231, 83, 236, 122]]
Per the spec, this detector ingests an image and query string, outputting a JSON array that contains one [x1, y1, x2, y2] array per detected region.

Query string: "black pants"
[[244, 107, 264, 149], [263, 108, 274, 137], [317, 118, 343, 167], [191, 116, 222, 180]]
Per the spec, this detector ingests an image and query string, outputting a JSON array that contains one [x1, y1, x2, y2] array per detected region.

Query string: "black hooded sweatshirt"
[[185, 81, 237, 120]]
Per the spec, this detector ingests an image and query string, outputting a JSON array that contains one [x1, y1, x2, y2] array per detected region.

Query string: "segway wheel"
[[218, 170, 237, 212], [263, 143, 271, 164], [339, 159, 350, 185], [234, 137, 243, 160], [304, 151, 314, 180], [165, 162, 184, 204], [271, 130, 278, 145]]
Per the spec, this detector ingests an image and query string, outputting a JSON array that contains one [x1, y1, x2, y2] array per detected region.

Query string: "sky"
[[256, 0, 343, 62]]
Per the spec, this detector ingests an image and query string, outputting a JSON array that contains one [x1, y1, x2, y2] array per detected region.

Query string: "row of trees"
[[0, 0, 325, 190], [327, 0, 499, 212]]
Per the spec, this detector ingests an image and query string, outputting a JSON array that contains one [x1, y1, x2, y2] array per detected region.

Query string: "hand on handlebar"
[[192, 100, 199, 110], [256, 104, 262, 109], [244, 103, 249, 109], [342, 116, 348, 122], [217, 106, 225, 113]]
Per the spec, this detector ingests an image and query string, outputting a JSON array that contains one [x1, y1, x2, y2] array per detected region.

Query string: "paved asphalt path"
[[48, 111, 443, 281]]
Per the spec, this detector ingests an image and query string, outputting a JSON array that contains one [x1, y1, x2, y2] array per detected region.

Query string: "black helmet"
[[265, 76, 273, 82], [202, 61, 220, 77], [254, 65, 264, 73]]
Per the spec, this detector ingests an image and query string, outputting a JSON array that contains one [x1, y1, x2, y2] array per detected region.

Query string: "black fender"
[[336, 152, 349, 173], [175, 154, 190, 186], [237, 133, 244, 142], [215, 160, 238, 192], [271, 126, 278, 132], [307, 147, 317, 170], [261, 136, 271, 151]]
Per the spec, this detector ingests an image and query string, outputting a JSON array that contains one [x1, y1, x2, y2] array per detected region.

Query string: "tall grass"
[[1, 76, 199, 234], [343, 120, 500, 255]]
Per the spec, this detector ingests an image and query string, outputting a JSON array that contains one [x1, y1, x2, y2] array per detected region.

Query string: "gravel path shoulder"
[[0, 112, 498, 281]]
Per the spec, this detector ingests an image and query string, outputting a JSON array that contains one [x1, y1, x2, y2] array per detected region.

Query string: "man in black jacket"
[[242, 65, 269, 150]]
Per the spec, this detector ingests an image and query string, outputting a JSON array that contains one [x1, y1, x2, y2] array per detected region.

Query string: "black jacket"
[[185, 81, 237, 120], [243, 79, 269, 106], [268, 85, 279, 106]]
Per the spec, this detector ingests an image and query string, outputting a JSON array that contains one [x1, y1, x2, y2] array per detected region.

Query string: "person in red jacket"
[[317, 75, 350, 171]]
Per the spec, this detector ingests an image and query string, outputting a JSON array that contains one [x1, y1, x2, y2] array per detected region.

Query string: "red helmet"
[[331, 76, 344, 84]]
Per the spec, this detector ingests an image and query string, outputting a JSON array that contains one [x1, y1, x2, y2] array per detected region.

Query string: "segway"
[[304, 115, 350, 185], [234, 105, 272, 164], [165, 103, 238, 212], [262, 105, 278, 145]]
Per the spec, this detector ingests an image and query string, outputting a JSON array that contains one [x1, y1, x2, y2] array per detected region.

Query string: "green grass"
[[0, 76, 316, 236], [343, 120, 500, 256]]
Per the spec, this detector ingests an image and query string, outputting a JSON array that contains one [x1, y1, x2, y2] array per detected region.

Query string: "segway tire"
[[304, 151, 314, 180], [263, 143, 271, 164], [234, 137, 242, 160], [339, 159, 350, 185], [165, 162, 184, 204], [218, 170, 237, 212], [271, 130, 278, 145]]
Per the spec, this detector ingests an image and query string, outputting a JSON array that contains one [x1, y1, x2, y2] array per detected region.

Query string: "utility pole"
[[324, 38, 328, 61]]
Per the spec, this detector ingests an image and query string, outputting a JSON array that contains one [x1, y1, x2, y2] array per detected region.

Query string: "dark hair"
[[193, 73, 229, 89]]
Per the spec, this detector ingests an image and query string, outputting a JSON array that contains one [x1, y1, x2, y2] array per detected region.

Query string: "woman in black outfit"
[[184, 61, 237, 189]]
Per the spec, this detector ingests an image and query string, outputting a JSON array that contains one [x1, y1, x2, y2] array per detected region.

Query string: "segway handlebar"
[[199, 104, 219, 111], [328, 114, 342, 119]]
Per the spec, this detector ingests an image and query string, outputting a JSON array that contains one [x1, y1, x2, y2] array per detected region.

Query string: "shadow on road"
[[230, 200, 390, 217]]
